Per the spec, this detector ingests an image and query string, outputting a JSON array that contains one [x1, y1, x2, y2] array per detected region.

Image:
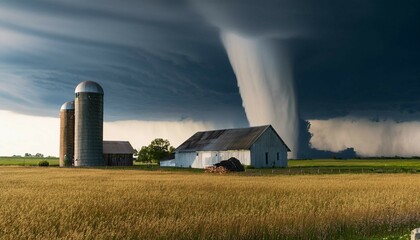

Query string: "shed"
[[103, 141, 134, 166], [174, 125, 290, 168]]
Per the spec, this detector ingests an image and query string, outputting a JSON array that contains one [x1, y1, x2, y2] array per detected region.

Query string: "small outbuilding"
[[103, 141, 134, 166], [174, 125, 290, 169], [159, 153, 175, 167]]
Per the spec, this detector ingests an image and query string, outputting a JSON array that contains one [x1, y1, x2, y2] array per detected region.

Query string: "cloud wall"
[[310, 118, 420, 157]]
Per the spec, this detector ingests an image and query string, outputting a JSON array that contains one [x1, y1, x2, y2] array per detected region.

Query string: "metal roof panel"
[[103, 141, 134, 154], [176, 125, 291, 152]]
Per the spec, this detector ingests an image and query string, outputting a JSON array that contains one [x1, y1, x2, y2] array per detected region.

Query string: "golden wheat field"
[[0, 167, 419, 239]]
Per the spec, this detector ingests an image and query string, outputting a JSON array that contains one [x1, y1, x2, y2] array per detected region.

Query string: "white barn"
[[174, 125, 290, 168]]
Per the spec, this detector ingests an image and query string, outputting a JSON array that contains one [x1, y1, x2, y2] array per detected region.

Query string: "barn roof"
[[103, 141, 134, 154], [175, 125, 290, 152]]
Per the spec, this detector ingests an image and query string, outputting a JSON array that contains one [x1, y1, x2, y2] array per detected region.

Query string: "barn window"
[[265, 152, 268, 165], [277, 152, 279, 161]]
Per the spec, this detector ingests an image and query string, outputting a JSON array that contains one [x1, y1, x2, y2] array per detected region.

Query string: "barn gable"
[[250, 126, 289, 168]]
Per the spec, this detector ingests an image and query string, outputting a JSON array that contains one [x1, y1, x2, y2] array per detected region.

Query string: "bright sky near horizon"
[[0, 110, 216, 157]]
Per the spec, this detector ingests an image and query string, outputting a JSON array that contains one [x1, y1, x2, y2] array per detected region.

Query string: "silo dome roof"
[[75, 81, 104, 94], [60, 101, 75, 110]]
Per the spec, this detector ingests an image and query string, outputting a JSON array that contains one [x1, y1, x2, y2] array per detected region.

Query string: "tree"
[[63, 155, 72, 166], [169, 146, 175, 153], [137, 138, 174, 163], [137, 146, 152, 163], [149, 138, 171, 161]]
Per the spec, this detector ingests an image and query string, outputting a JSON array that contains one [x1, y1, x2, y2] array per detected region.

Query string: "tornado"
[[221, 32, 298, 157]]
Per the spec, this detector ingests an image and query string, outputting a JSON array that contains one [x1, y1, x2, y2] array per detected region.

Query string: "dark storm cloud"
[[289, 1, 420, 120], [0, 0, 419, 126], [194, 0, 420, 121], [0, 0, 246, 125]]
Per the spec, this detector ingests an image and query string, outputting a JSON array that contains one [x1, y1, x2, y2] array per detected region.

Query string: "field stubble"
[[0, 167, 419, 239]]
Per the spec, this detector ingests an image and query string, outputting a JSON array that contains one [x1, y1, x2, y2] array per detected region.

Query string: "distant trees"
[[137, 138, 175, 163], [24, 153, 44, 158]]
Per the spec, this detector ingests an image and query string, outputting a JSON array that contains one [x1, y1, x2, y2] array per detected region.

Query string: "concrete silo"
[[74, 81, 104, 166], [59, 101, 75, 167]]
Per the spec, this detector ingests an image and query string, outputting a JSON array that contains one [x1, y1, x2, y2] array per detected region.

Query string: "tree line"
[[25, 153, 45, 158]]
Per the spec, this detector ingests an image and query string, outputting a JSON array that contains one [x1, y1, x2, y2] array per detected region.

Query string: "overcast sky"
[[0, 0, 419, 157]]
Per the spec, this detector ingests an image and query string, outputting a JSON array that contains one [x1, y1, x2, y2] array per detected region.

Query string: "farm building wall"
[[250, 127, 288, 168], [175, 150, 251, 169], [104, 154, 133, 166], [160, 159, 175, 167], [217, 151, 251, 166], [202, 150, 251, 168], [175, 152, 197, 168], [197, 151, 219, 168]]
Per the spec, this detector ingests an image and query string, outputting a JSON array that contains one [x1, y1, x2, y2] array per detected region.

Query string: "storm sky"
[[0, 0, 419, 157]]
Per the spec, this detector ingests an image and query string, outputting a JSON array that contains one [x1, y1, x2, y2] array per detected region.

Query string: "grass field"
[[0, 157, 59, 166], [0, 167, 419, 239], [2, 157, 420, 170], [289, 159, 420, 168]]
